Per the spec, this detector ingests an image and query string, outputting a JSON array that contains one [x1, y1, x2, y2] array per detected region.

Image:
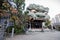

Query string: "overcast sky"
[[25, 0, 60, 20]]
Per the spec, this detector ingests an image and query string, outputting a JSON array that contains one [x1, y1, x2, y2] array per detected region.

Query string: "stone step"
[[28, 28, 51, 32]]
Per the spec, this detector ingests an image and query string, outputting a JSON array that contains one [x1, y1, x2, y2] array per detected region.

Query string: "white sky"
[[25, 0, 60, 20]]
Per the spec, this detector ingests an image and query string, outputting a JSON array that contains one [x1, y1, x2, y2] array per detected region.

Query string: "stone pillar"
[[11, 28, 14, 38], [41, 22, 45, 32], [51, 23, 53, 31], [29, 21, 31, 30]]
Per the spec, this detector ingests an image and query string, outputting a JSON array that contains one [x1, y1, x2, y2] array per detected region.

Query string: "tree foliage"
[[11, 0, 26, 34], [45, 19, 51, 27], [0, 0, 26, 34]]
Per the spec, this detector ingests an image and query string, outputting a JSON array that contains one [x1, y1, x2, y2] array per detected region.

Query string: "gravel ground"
[[6, 31, 60, 40]]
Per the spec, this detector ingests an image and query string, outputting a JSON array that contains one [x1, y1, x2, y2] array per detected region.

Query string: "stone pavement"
[[6, 31, 60, 40]]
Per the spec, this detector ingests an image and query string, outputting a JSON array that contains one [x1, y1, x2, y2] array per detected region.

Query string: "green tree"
[[13, 0, 25, 24], [0, 0, 26, 34], [12, 0, 26, 34], [45, 19, 51, 27]]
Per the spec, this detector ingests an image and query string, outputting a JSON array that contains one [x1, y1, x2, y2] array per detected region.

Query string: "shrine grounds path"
[[6, 31, 60, 40]]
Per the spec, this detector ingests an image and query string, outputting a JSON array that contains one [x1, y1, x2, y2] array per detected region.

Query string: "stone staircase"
[[28, 28, 42, 32], [28, 28, 51, 32]]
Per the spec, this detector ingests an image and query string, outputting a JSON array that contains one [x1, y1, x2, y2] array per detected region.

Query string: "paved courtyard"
[[6, 31, 60, 40]]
